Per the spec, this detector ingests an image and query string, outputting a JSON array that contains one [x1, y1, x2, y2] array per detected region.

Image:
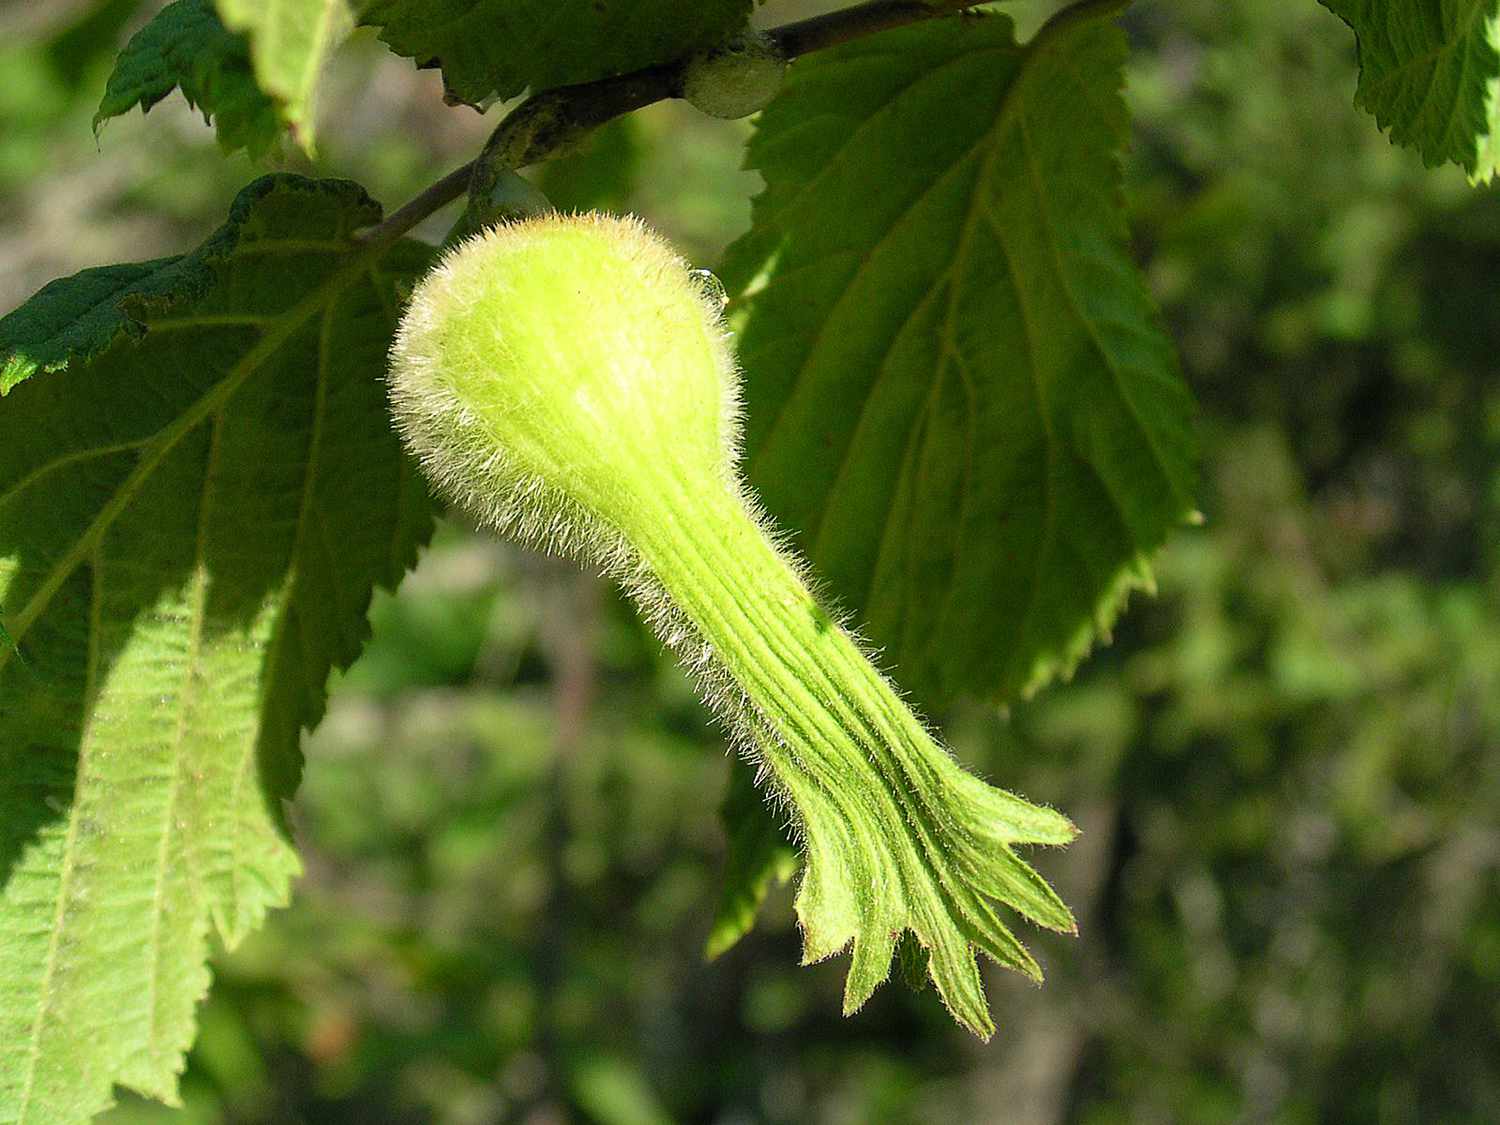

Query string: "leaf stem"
[[359, 162, 475, 252], [357, 0, 1002, 246]]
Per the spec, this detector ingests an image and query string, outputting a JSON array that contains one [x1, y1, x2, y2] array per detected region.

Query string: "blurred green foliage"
[[3, 0, 1498, 1120]]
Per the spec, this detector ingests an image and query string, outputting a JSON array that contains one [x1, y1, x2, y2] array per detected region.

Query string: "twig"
[[768, 0, 982, 58], [357, 0, 997, 247], [359, 162, 475, 253]]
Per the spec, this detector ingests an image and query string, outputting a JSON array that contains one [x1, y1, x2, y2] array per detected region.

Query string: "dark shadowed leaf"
[[360, 0, 753, 105], [704, 755, 797, 960], [95, 0, 282, 158], [1321, 0, 1500, 181]]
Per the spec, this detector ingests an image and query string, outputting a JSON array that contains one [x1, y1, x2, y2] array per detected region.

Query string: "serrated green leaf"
[[720, 10, 1197, 708], [215, 0, 357, 152], [95, 0, 282, 159], [1, 259, 192, 396], [704, 755, 797, 960], [0, 174, 433, 1122], [1322, 0, 1500, 182], [360, 0, 753, 106]]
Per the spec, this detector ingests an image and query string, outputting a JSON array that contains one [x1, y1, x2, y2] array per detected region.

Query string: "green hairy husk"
[[386, 212, 1077, 1038]]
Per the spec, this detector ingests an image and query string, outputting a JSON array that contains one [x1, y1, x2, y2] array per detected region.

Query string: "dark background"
[[3, 1, 1498, 1121]]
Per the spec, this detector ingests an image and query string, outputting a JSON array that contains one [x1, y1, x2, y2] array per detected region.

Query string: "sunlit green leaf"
[[0, 175, 433, 1121], [215, 0, 357, 152], [721, 10, 1198, 708]]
